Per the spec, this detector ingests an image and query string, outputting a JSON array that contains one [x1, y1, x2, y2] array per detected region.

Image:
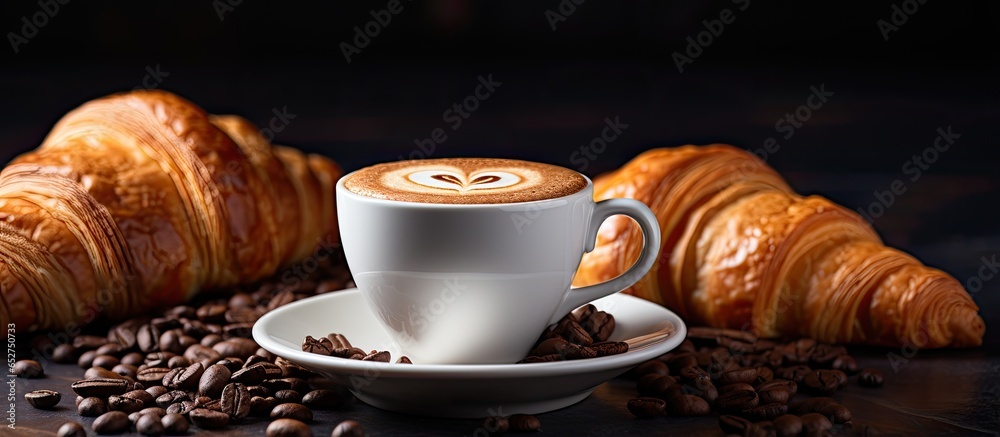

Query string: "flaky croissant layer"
[[574, 145, 984, 348], [0, 90, 341, 331]]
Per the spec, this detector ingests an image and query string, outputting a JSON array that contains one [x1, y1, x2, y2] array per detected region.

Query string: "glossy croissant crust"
[[573, 145, 984, 348], [0, 90, 341, 331]]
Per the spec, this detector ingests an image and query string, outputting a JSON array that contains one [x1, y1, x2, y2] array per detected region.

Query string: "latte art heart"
[[408, 170, 521, 192], [343, 158, 588, 204]]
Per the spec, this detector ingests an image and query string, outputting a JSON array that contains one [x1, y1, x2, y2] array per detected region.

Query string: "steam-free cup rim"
[[336, 168, 595, 209]]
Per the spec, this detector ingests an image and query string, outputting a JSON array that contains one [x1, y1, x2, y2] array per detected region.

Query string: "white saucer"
[[253, 288, 686, 418]]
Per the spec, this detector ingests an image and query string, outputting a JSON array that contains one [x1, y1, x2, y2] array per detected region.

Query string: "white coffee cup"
[[336, 166, 660, 364]]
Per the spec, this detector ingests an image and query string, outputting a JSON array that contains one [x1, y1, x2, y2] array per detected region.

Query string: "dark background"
[[1, 0, 998, 316]]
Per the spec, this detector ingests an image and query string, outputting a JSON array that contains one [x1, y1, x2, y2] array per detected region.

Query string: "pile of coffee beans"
[[518, 303, 629, 363], [300, 332, 407, 364], [23, 251, 372, 436], [625, 327, 884, 436]]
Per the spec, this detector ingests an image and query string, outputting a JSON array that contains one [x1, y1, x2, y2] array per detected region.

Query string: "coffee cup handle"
[[548, 198, 661, 325]]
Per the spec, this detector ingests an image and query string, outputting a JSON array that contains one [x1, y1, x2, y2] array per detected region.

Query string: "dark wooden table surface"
[[10, 274, 1000, 436]]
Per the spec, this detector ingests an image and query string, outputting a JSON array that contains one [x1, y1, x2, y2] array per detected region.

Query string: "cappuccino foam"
[[343, 158, 588, 204]]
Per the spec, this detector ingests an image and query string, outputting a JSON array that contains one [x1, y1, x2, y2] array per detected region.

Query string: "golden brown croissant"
[[574, 145, 985, 348], [0, 90, 341, 332]]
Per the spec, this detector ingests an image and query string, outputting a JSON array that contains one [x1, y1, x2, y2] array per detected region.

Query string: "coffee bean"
[[189, 408, 230, 429], [591, 341, 629, 357], [166, 400, 197, 416], [754, 366, 774, 385], [196, 303, 227, 323], [221, 383, 251, 420], [201, 334, 224, 347], [717, 367, 758, 385], [53, 344, 78, 364], [245, 355, 270, 368], [24, 389, 61, 409], [96, 343, 127, 357], [125, 389, 155, 407], [13, 360, 44, 378], [262, 378, 308, 395], [138, 367, 172, 385], [197, 397, 222, 411], [627, 397, 666, 418], [156, 390, 191, 408], [73, 335, 108, 351], [810, 344, 845, 367], [232, 365, 268, 386], [757, 378, 798, 397], [198, 364, 231, 397], [215, 357, 245, 371], [395, 356, 413, 364], [185, 344, 222, 364], [633, 360, 670, 378], [223, 323, 255, 338], [800, 412, 834, 434], [167, 356, 190, 369], [85, 366, 126, 380], [769, 414, 801, 437], [270, 402, 313, 422], [275, 389, 303, 404], [247, 385, 271, 398], [530, 337, 570, 356], [718, 415, 756, 434], [556, 318, 594, 346], [509, 414, 542, 431], [714, 389, 759, 414], [667, 394, 711, 416], [122, 352, 145, 367], [72, 378, 131, 398], [667, 353, 700, 373], [572, 303, 598, 322], [146, 385, 169, 400], [160, 367, 182, 388], [818, 403, 852, 423], [93, 411, 130, 434], [803, 370, 841, 395], [109, 394, 145, 414], [78, 397, 107, 416], [137, 324, 162, 353], [828, 354, 857, 373], [637, 374, 677, 396], [361, 351, 390, 362], [679, 366, 711, 385], [168, 363, 204, 390], [213, 338, 258, 359], [718, 383, 755, 395], [480, 416, 509, 433], [744, 402, 788, 420], [57, 421, 87, 437], [137, 414, 165, 436], [776, 365, 812, 383], [859, 368, 884, 387], [302, 389, 350, 409], [302, 335, 333, 355], [757, 386, 790, 405], [112, 363, 138, 378], [332, 420, 365, 437], [226, 306, 263, 324], [136, 407, 167, 420], [266, 418, 312, 437], [582, 311, 615, 342], [161, 412, 190, 434], [78, 350, 98, 369], [250, 396, 279, 417]]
